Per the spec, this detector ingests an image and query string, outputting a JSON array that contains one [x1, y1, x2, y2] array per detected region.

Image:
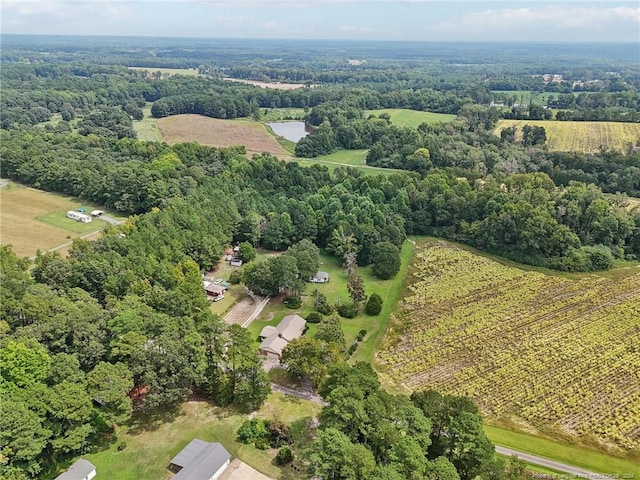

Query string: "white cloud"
[[431, 5, 640, 41], [263, 20, 277, 29]]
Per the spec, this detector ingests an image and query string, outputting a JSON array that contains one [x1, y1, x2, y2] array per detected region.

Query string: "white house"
[[67, 211, 92, 223], [170, 439, 231, 480], [310, 271, 329, 283], [55, 459, 96, 480]]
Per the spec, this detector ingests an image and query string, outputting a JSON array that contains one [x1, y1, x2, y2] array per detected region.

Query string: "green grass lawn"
[[365, 109, 456, 128], [294, 150, 403, 176], [260, 108, 306, 121], [81, 393, 318, 480], [133, 104, 162, 142], [485, 424, 640, 477], [36, 211, 109, 234], [247, 241, 414, 363]]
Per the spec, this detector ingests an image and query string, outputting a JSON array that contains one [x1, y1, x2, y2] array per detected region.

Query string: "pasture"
[[156, 115, 290, 158], [366, 109, 456, 128], [127, 67, 200, 78], [495, 119, 640, 154], [294, 150, 403, 176], [132, 104, 162, 142], [0, 183, 110, 258], [377, 240, 640, 453]]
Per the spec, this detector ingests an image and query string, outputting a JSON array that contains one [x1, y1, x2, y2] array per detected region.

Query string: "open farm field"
[[223, 78, 312, 90], [156, 115, 290, 157], [0, 183, 109, 257], [83, 393, 318, 480], [495, 119, 640, 154], [127, 67, 200, 78], [377, 240, 640, 452], [366, 109, 456, 128]]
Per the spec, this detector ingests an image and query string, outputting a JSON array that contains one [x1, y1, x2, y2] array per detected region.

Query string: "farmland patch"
[[0, 182, 117, 258], [156, 115, 290, 158], [495, 120, 640, 154], [377, 240, 640, 451], [366, 109, 456, 128]]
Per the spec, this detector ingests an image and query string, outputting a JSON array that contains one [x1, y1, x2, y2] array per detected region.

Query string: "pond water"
[[266, 121, 310, 143]]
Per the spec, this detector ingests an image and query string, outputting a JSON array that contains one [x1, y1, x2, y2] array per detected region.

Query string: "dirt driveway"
[[223, 290, 270, 327], [219, 459, 275, 480]]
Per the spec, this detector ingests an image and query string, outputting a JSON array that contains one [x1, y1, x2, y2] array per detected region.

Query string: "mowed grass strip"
[[495, 119, 640, 154], [156, 115, 290, 157], [83, 393, 319, 480], [0, 185, 99, 257], [366, 109, 456, 128], [486, 424, 640, 478], [295, 150, 404, 176]]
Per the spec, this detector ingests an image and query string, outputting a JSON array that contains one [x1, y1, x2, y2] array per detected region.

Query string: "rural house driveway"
[[222, 290, 270, 327]]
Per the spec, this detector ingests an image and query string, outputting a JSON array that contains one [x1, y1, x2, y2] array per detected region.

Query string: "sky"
[[2, 0, 639, 42]]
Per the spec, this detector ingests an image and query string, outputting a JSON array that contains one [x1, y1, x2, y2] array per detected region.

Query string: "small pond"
[[266, 121, 310, 143]]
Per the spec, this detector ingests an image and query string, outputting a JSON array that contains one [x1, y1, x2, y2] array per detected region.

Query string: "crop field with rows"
[[377, 241, 640, 450], [494, 120, 640, 154]]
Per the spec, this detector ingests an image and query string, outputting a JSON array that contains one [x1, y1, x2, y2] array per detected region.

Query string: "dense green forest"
[[1, 36, 639, 479]]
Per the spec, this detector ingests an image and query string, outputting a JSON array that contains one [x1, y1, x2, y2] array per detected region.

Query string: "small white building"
[[55, 459, 96, 480], [67, 211, 92, 223], [310, 271, 329, 283]]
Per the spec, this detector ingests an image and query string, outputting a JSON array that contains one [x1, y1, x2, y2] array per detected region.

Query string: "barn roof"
[[54, 459, 96, 480], [171, 439, 231, 480]]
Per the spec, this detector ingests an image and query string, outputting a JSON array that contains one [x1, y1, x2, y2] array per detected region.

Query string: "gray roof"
[[171, 439, 231, 480], [55, 459, 96, 480], [259, 325, 278, 339], [259, 333, 289, 356], [313, 271, 329, 281], [277, 314, 306, 342]]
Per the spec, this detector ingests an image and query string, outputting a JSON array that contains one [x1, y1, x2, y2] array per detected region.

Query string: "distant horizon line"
[[1, 33, 638, 45]]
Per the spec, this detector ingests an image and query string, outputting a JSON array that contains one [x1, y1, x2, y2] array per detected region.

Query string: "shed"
[[170, 439, 231, 480], [204, 282, 226, 297], [310, 271, 329, 283], [230, 258, 243, 267], [55, 459, 96, 480]]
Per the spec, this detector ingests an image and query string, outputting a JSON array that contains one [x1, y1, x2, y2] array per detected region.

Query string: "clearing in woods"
[[377, 240, 640, 454], [156, 115, 290, 158], [0, 183, 111, 258], [365, 109, 456, 128], [494, 119, 640, 154]]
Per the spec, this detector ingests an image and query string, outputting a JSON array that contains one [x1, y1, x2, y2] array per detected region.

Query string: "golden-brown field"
[[495, 120, 640, 154], [378, 241, 640, 450], [156, 115, 290, 158], [0, 184, 102, 257], [222, 77, 313, 90]]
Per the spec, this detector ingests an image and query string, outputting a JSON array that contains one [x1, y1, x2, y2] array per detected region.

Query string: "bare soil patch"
[[156, 115, 290, 158], [223, 78, 314, 90]]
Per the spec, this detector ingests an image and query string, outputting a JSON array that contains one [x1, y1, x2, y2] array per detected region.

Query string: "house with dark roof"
[[54, 459, 96, 480], [170, 439, 231, 480]]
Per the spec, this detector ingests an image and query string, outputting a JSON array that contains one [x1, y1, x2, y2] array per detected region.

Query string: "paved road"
[[495, 445, 602, 478]]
